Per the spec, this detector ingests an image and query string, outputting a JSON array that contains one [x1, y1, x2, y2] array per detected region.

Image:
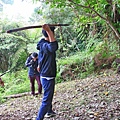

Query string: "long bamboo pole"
[[7, 24, 69, 33]]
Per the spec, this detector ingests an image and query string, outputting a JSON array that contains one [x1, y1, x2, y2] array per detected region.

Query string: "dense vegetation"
[[0, 0, 120, 103]]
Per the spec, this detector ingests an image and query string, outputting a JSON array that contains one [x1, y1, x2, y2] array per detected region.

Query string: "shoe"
[[44, 111, 56, 118]]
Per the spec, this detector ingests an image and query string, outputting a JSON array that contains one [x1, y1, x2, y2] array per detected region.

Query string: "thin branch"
[[68, 0, 107, 20], [106, 19, 120, 39], [68, 0, 120, 39]]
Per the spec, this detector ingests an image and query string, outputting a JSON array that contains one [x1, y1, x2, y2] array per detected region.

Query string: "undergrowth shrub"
[[56, 51, 95, 81], [0, 69, 31, 103], [93, 39, 119, 70], [56, 38, 120, 82]]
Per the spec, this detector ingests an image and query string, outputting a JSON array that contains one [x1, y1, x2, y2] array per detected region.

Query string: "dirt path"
[[0, 69, 120, 120]]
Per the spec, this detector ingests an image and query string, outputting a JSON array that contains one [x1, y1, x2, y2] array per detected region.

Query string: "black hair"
[[42, 26, 55, 37], [31, 52, 38, 58]]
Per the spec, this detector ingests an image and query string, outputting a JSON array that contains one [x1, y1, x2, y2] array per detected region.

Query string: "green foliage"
[[0, 18, 41, 73], [15, 51, 28, 70], [95, 39, 119, 57], [0, 87, 4, 93], [0, 33, 27, 72], [4, 81, 30, 95], [33, 0, 120, 58], [0, 70, 30, 96], [57, 50, 95, 81], [85, 37, 102, 53], [35, 4, 87, 57], [35, 0, 120, 39], [56, 37, 119, 82], [0, 69, 30, 103]]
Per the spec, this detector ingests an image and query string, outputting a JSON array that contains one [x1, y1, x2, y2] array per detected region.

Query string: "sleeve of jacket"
[[42, 41, 58, 53], [36, 41, 40, 50], [36, 39, 44, 50], [25, 57, 34, 67]]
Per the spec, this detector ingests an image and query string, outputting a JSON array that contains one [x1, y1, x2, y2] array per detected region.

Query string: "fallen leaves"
[[104, 91, 109, 96], [0, 69, 120, 120]]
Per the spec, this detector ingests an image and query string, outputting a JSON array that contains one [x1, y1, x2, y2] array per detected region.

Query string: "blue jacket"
[[37, 38, 58, 77], [25, 56, 39, 76]]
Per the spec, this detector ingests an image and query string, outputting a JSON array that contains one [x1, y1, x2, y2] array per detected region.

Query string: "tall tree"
[[0, 19, 30, 72], [34, 0, 120, 40]]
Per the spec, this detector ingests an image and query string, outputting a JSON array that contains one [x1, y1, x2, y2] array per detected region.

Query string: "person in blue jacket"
[[25, 52, 42, 96], [36, 24, 58, 120]]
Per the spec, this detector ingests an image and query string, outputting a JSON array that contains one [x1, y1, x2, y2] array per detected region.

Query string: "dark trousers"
[[29, 75, 42, 95], [36, 78, 55, 120]]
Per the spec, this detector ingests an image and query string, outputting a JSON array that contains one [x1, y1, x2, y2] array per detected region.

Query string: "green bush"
[[0, 70, 30, 96]]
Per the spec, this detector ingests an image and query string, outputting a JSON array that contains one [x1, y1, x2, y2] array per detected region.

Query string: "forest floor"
[[0, 69, 120, 120]]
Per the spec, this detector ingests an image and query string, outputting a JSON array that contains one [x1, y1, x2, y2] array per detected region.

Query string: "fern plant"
[[0, 33, 27, 72]]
